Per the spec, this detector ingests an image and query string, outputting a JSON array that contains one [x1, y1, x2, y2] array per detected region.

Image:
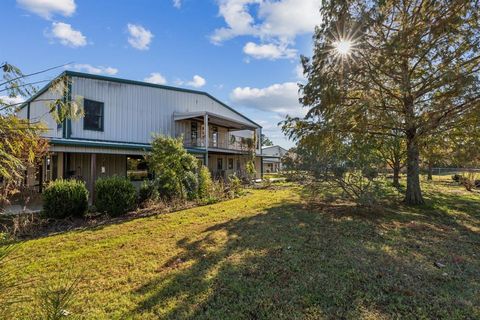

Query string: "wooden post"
[[90, 153, 97, 204], [57, 152, 64, 179], [204, 113, 209, 167]]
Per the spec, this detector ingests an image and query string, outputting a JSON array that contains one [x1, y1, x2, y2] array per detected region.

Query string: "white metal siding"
[[69, 77, 258, 144], [16, 106, 27, 119], [28, 89, 62, 138]]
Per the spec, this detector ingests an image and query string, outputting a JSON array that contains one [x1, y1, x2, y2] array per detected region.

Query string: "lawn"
[[4, 178, 480, 319]]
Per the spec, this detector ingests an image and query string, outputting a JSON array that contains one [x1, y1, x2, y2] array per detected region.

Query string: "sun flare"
[[334, 40, 352, 55]]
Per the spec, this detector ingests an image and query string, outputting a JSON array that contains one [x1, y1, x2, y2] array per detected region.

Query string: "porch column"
[[57, 152, 64, 179], [90, 153, 97, 203], [204, 113, 209, 167]]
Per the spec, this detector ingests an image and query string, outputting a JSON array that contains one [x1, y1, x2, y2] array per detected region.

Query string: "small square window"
[[84, 99, 104, 131]]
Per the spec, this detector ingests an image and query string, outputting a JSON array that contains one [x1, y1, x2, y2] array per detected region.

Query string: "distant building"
[[262, 145, 287, 173]]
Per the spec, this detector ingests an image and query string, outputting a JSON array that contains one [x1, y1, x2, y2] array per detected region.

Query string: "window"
[[191, 121, 198, 144], [236, 159, 240, 170], [217, 158, 223, 170], [212, 126, 218, 147], [84, 99, 104, 131], [228, 158, 234, 170], [127, 155, 149, 181]]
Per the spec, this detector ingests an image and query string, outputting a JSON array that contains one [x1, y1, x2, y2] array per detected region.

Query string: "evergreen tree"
[[286, 0, 480, 204]]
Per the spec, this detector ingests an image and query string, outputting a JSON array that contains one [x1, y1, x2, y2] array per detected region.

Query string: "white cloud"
[[256, 0, 321, 41], [144, 72, 167, 85], [180, 75, 206, 88], [17, 0, 76, 19], [71, 64, 118, 75], [47, 22, 86, 47], [127, 24, 153, 50], [0, 95, 25, 106], [210, 0, 257, 44], [230, 82, 304, 117], [295, 64, 305, 80], [211, 1, 320, 42], [172, 0, 182, 8], [243, 42, 296, 60], [211, 0, 320, 59]]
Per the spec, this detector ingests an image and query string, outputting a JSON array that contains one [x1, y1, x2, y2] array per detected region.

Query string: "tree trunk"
[[405, 135, 424, 205], [427, 162, 433, 181], [392, 161, 400, 188]]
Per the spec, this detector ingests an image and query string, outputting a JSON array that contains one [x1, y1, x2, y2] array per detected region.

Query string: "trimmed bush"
[[43, 180, 89, 219], [95, 176, 136, 217]]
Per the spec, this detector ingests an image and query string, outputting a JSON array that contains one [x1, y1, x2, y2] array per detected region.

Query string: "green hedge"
[[43, 180, 89, 219], [95, 176, 136, 217]]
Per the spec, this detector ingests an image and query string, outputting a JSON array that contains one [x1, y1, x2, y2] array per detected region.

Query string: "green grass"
[[4, 178, 480, 319]]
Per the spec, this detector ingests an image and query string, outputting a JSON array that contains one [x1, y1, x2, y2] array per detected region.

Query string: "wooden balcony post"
[[90, 153, 96, 204], [204, 113, 209, 167]]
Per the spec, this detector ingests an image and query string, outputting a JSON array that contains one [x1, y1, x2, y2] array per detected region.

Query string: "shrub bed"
[[138, 180, 159, 205], [43, 180, 89, 219], [95, 176, 136, 217]]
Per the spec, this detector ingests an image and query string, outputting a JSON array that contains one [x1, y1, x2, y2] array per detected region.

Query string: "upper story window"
[[191, 121, 198, 144], [84, 99, 104, 131], [212, 126, 218, 147]]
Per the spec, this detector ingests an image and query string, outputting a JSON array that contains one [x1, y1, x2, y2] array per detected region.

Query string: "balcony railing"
[[182, 136, 254, 152]]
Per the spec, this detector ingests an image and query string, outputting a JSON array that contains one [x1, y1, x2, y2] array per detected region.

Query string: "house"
[[17, 71, 263, 197], [262, 145, 287, 173]]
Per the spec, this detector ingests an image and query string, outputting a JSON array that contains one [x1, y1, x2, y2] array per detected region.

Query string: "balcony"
[[182, 135, 254, 152], [174, 111, 259, 154]]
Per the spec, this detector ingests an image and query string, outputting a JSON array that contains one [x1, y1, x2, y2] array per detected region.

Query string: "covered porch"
[[25, 140, 151, 203], [173, 111, 260, 163]]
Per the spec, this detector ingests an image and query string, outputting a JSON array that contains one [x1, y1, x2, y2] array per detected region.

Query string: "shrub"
[[227, 174, 243, 197], [211, 179, 227, 202], [460, 172, 478, 192], [198, 166, 213, 200], [95, 176, 136, 217], [43, 180, 88, 219], [183, 171, 199, 200], [246, 160, 256, 182], [155, 174, 181, 200], [452, 174, 461, 182], [138, 180, 159, 204], [147, 135, 198, 200], [262, 177, 273, 189]]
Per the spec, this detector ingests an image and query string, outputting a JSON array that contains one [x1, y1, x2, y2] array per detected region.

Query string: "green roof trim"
[[21, 70, 261, 128], [50, 138, 151, 151], [49, 138, 207, 154]]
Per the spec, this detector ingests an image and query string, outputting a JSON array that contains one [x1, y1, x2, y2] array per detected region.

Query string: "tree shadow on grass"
[[129, 198, 480, 319]]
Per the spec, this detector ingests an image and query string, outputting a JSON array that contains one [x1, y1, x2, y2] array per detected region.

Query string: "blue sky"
[[1, 0, 321, 148]]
